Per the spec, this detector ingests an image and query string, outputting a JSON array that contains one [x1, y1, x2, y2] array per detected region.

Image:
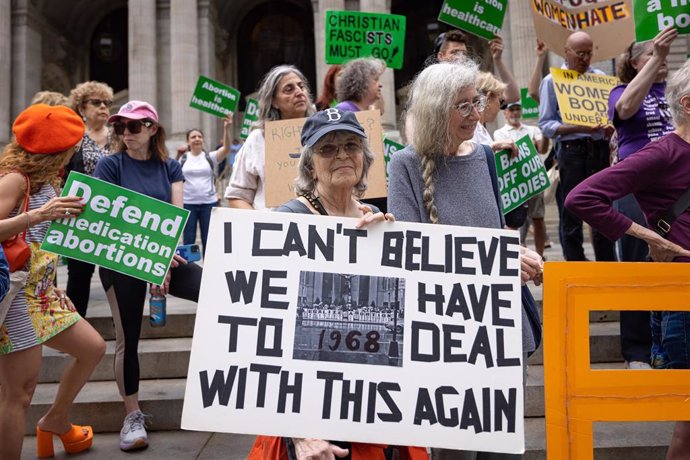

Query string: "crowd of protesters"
[[0, 21, 688, 460]]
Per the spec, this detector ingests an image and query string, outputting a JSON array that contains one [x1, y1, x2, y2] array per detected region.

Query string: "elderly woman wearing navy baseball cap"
[[0, 104, 106, 459]]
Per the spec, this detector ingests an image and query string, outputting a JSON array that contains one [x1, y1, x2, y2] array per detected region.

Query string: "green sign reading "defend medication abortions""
[[438, 0, 507, 40], [41, 173, 189, 285], [325, 10, 406, 69], [190, 75, 241, 118]]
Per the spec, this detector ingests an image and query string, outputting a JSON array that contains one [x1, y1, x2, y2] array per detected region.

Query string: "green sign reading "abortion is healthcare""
[[325, 10, 406, 69], [438, 0, 507, 40], [41, 173, 189, 285], [190, 75, 241, 118]]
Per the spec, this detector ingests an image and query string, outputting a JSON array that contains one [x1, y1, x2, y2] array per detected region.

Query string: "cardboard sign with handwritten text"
[[264, 110, 386, 208]]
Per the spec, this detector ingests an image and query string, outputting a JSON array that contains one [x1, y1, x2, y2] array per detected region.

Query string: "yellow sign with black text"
[[551, 68, 618, 128]]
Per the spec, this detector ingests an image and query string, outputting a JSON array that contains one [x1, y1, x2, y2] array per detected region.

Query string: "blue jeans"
[[183, 202, 216, 255], [651, 311, 690, 369]]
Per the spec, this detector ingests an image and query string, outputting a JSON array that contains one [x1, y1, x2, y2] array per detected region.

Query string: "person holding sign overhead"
[[179, 113, 233, 256], [225, 65, 315, 210], [538, 31, 616, 263], [249, 108, 427, 460], [388, 60, 543, 460], [0, 104, 106, 459], [94, 100, 203, 451], [565, 59, 690, 460]]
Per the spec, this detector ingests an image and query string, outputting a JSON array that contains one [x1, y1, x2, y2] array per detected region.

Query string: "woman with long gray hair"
[[388, 60, 543, 460], [225, 65, 315, 210]]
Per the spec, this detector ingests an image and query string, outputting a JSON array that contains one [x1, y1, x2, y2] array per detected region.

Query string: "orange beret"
[[12, 104, 85, 154]]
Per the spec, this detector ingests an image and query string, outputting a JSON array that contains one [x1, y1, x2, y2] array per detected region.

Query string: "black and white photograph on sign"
[[294, 271, 406, 368]]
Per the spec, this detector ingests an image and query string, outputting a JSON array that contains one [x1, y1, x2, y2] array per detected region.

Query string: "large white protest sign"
[[182, 208, 524, 453]]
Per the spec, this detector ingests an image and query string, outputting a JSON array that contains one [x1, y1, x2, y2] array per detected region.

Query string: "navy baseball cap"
[[300, 108, 366, 147]]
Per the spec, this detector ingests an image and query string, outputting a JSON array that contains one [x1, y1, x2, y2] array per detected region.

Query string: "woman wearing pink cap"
[[94, 100, 203, 452], [0, 104, 106, 458]]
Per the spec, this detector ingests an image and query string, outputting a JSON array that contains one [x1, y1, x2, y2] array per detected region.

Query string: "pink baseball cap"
[[108, 100, 159, 123]]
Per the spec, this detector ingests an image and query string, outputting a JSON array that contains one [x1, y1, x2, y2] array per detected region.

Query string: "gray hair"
[[295, 132, 375, 198], [666, 59, 690, 127], [407, 60, 479, 156], [336, 58, 385, 103], [255, 65, 315, 129]]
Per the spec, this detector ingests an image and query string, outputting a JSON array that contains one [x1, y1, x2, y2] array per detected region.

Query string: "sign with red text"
[[182, 208, 524, 453]]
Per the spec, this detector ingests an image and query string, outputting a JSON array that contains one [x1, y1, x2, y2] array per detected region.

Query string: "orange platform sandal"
[[36, 424, 94, 458]]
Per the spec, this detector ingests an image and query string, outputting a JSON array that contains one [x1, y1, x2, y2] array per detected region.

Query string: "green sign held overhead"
[[41, 173, 189, 285], [520, 88, 540, 119], [190, 76, 241, 118], [632, 0, 690, 41], [325, 10, 406, 69], [240, 98, 259, 141], [494, 135, 550, 214], [438, 0, 507, 40], [383, 137, 404, 184]]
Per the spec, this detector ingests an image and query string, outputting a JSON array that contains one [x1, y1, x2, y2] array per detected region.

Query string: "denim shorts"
[[651, 311, 690, 369]]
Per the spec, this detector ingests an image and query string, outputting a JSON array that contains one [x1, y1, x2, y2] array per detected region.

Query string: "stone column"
[[170, 0, 200, 141], [128, 0, 157, 106], [312, 0, 345, 96], [198, 0, 216, 145], [505, 1, 536, 87], [360, 0, 397, 132], [0, 0, 12, 144], [156, 0, 171, 131], [11, 0, 41, 122]]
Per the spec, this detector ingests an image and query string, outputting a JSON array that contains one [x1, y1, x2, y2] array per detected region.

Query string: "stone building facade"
[[1, 0, 688, 147]]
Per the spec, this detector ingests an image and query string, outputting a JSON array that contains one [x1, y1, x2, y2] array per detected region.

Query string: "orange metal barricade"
[[543, 262, 690, 459]]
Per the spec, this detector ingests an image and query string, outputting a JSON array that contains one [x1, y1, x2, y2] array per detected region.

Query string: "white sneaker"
[[120, 410, 148, 451], [626, 361, 653, 370]]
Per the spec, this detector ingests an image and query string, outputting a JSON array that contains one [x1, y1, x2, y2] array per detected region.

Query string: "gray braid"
[[421, 154, 439, 224]]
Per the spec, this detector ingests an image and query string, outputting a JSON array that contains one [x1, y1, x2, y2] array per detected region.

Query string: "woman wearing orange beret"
[[0, 104, 106, 459]]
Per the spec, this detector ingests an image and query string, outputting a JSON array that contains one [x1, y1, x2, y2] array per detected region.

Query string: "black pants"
[[614, 193, 652, 363], [100, 262, 202, 396], [557, 139, 616, 262], [66, 258, 96, 317]]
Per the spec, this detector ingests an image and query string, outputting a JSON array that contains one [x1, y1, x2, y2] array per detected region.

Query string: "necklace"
[[299, 192, 329, 216]]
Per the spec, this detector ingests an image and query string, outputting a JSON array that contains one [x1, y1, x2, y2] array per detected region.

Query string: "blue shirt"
[[538, 64, 606, 143], [94, 152, 185, 203], [0, 245, 9, 302]]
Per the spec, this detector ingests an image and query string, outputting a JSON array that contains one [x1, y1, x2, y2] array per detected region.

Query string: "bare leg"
[[124, 394, 140, 415], [532, 217, 546, 257], [0, 345, 42, 460], [36, 320, 105, 434], [667, 421, 690, 460]]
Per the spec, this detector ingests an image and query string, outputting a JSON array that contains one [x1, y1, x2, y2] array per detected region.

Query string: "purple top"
[[565, 133, 690, 262], [608, 82, 674, 160], [334, 100, 360, 112]]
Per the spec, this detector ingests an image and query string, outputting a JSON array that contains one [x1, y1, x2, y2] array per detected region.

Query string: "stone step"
[[20, 417, 674, 459], [39, 337, 192, 383], [528, 321, 623, 365]]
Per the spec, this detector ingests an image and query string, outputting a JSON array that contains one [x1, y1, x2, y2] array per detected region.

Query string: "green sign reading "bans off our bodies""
[[325, 10, 406, 69], [41, 172, 189, 285], [190, 75, 241, 118]]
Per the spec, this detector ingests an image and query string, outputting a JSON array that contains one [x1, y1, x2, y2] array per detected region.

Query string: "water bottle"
[[149, 293, 167, 327]]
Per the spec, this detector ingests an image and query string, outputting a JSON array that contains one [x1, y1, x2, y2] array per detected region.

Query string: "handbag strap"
[[1, 171, 30, 242], [655, 186, 690, 236]]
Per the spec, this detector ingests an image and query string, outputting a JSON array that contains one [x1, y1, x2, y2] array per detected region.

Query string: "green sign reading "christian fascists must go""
[[326, 10, 406, 69], [41, 173, 189, 285], [190, 75, 241, 118], [494, 135, 550, 214]]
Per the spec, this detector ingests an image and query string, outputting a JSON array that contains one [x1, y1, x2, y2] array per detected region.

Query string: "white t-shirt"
[[493, 123, 543, 144], [472, 123, 494, 145], [224, 129, 267, 210], [181, 149, 220, 204]]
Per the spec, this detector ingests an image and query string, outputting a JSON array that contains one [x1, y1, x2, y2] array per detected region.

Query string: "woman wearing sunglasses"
[[64, 81, 115, 318], [94, 100, 202, 452]]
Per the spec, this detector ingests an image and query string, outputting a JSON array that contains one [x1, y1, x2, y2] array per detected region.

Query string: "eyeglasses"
[[566, 48, 594, 59], [112, 120, 154, 135], [452, 94, 487, 117], [316, 141, 363, 158], [87, 98, 113, 108]]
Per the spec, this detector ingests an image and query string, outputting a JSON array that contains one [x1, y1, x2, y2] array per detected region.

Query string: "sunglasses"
[[112, 120, 154, 135], [87, 98, 113, 108], [316, 141, 363, 158]]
